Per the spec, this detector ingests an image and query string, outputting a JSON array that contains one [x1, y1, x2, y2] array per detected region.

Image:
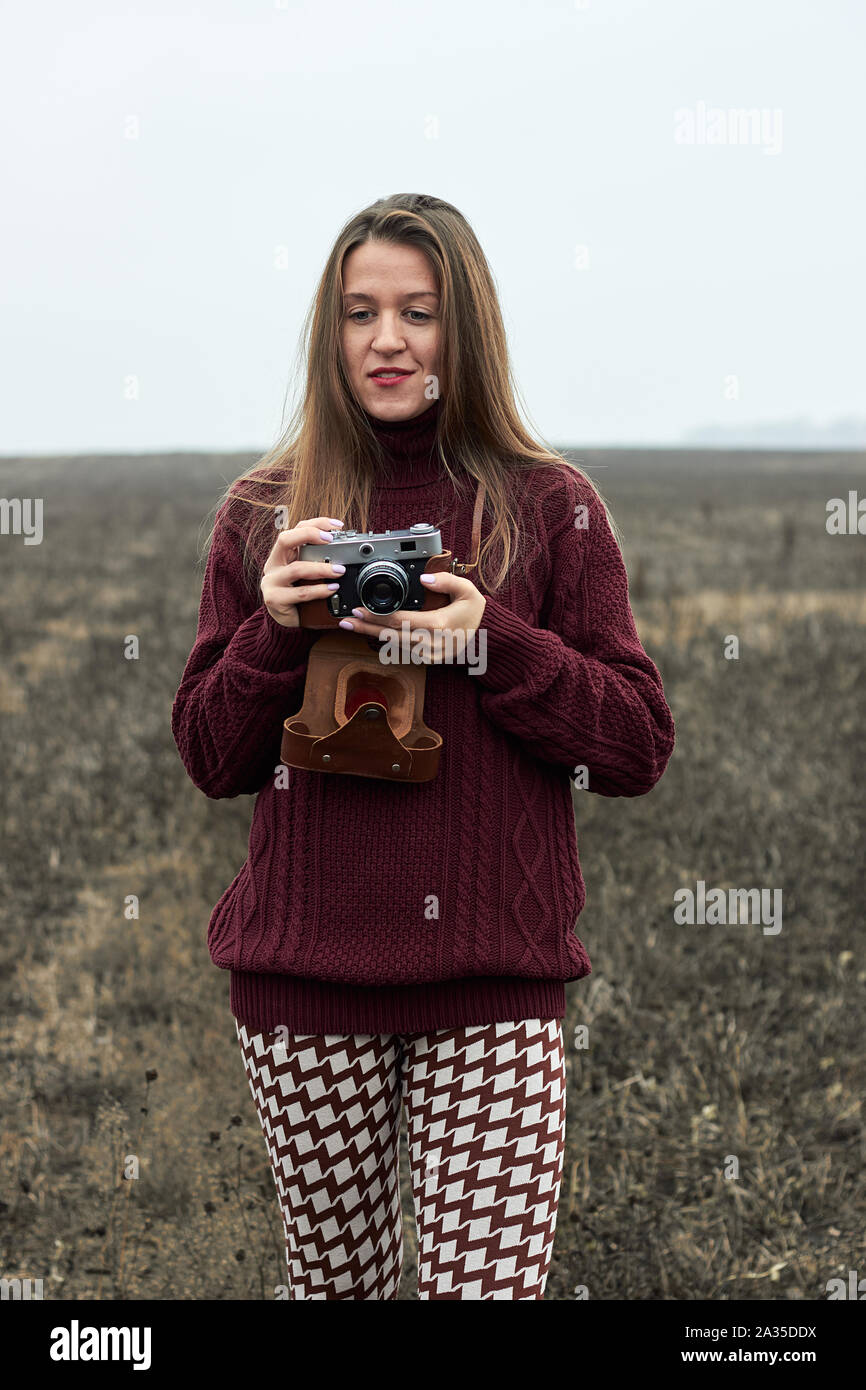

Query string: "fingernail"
[[328, 519, 344, 527], [351, 607, 364, 617], [331, 563, 346, 574], [327, 582, 340, 590], [320, 530, 334, 540], [338, 619, 353, 630], [420, 574, 435, 583]]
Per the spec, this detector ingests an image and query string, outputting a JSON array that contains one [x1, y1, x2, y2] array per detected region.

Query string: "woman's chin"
[[363, 392, 430, 422]]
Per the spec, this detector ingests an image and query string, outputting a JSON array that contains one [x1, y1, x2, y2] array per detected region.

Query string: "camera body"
[[297, 522, 445, 625]]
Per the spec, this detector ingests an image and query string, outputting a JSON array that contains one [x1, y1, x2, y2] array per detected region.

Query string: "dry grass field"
[[0, 445, 864, 1300]]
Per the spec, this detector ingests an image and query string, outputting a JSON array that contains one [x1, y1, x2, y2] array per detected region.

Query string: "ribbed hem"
[[226, 604, 318, 672], [472, 594, 555, 693], [229, 971, 569, 1035]]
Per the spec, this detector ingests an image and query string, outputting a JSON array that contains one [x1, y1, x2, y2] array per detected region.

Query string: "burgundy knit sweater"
[[171, 398, 675, 1034]]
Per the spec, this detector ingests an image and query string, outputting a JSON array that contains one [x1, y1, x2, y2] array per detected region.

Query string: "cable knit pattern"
[[171, 398, 675, 1033]]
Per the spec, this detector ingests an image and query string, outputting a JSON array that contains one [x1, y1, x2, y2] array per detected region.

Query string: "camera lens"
[[357, 561, 409, 614]]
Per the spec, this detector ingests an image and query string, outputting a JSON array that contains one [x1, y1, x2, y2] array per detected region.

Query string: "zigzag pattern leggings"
[[236, 1017, 567, 1300]]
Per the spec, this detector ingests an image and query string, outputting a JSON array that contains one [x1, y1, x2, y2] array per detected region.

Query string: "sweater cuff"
[[226, 604, 318, 673], [472, 595, 556, 693]]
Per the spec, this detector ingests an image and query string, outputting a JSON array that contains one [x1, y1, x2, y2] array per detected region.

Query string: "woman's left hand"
[[338, 572, 486, 661]]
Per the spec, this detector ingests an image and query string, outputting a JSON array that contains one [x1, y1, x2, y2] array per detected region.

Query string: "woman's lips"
[[369, 370, 414, 387]]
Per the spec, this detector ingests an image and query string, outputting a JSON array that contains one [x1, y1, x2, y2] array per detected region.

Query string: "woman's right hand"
[[261, 516, 346, 629]]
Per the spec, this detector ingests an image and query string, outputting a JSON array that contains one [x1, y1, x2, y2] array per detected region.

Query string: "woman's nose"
[[371, 315, 406, 349]]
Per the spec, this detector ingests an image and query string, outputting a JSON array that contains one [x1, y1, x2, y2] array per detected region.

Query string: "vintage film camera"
[[296, 522, 450, 627]]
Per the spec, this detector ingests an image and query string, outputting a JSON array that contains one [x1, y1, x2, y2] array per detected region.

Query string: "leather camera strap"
[[451, 480, 486, 577]]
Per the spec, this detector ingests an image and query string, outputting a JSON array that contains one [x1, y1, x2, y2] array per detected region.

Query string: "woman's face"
[[340, 240, 442, 422]]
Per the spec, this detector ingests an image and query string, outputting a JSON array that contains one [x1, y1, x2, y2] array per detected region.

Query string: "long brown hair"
[[205, 193, 618, 593]]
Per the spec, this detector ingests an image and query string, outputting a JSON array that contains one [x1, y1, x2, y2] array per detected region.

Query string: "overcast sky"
[[2, 0, 863, 454]]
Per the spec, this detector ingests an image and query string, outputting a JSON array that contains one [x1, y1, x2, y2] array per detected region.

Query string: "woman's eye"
[[346, 309, 431, 323]]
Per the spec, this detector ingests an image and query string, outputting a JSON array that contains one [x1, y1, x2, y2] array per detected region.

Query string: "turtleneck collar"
[[362, 397, 445, 489]]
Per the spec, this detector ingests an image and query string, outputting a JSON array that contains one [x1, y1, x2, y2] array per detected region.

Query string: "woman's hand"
[[337, 571, 487, 661], [261, 516, 346, 629]]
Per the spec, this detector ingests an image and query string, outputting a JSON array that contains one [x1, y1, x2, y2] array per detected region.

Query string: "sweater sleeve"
[[471, 483, 675, 796], [171, 505, 319, 798]]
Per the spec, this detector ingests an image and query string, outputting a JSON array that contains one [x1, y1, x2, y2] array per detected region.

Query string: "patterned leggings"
[[235, 1017, 567, 1300]]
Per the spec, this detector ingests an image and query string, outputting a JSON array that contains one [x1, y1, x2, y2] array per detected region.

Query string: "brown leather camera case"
[[280, 630, 443, 782]]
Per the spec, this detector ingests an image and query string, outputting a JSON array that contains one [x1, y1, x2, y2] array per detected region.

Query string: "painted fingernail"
[[331, 563, 346, 574], [420, 574, 436, 583], [319, 530, 334, 540], [328, 519, 344, 527], [351, 607, 364, 617], [327, 582, 340, 590], [338, 619, 353, 630]]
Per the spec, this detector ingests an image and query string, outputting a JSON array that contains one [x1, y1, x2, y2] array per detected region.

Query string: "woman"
[[171, 193, 675, 1300]]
